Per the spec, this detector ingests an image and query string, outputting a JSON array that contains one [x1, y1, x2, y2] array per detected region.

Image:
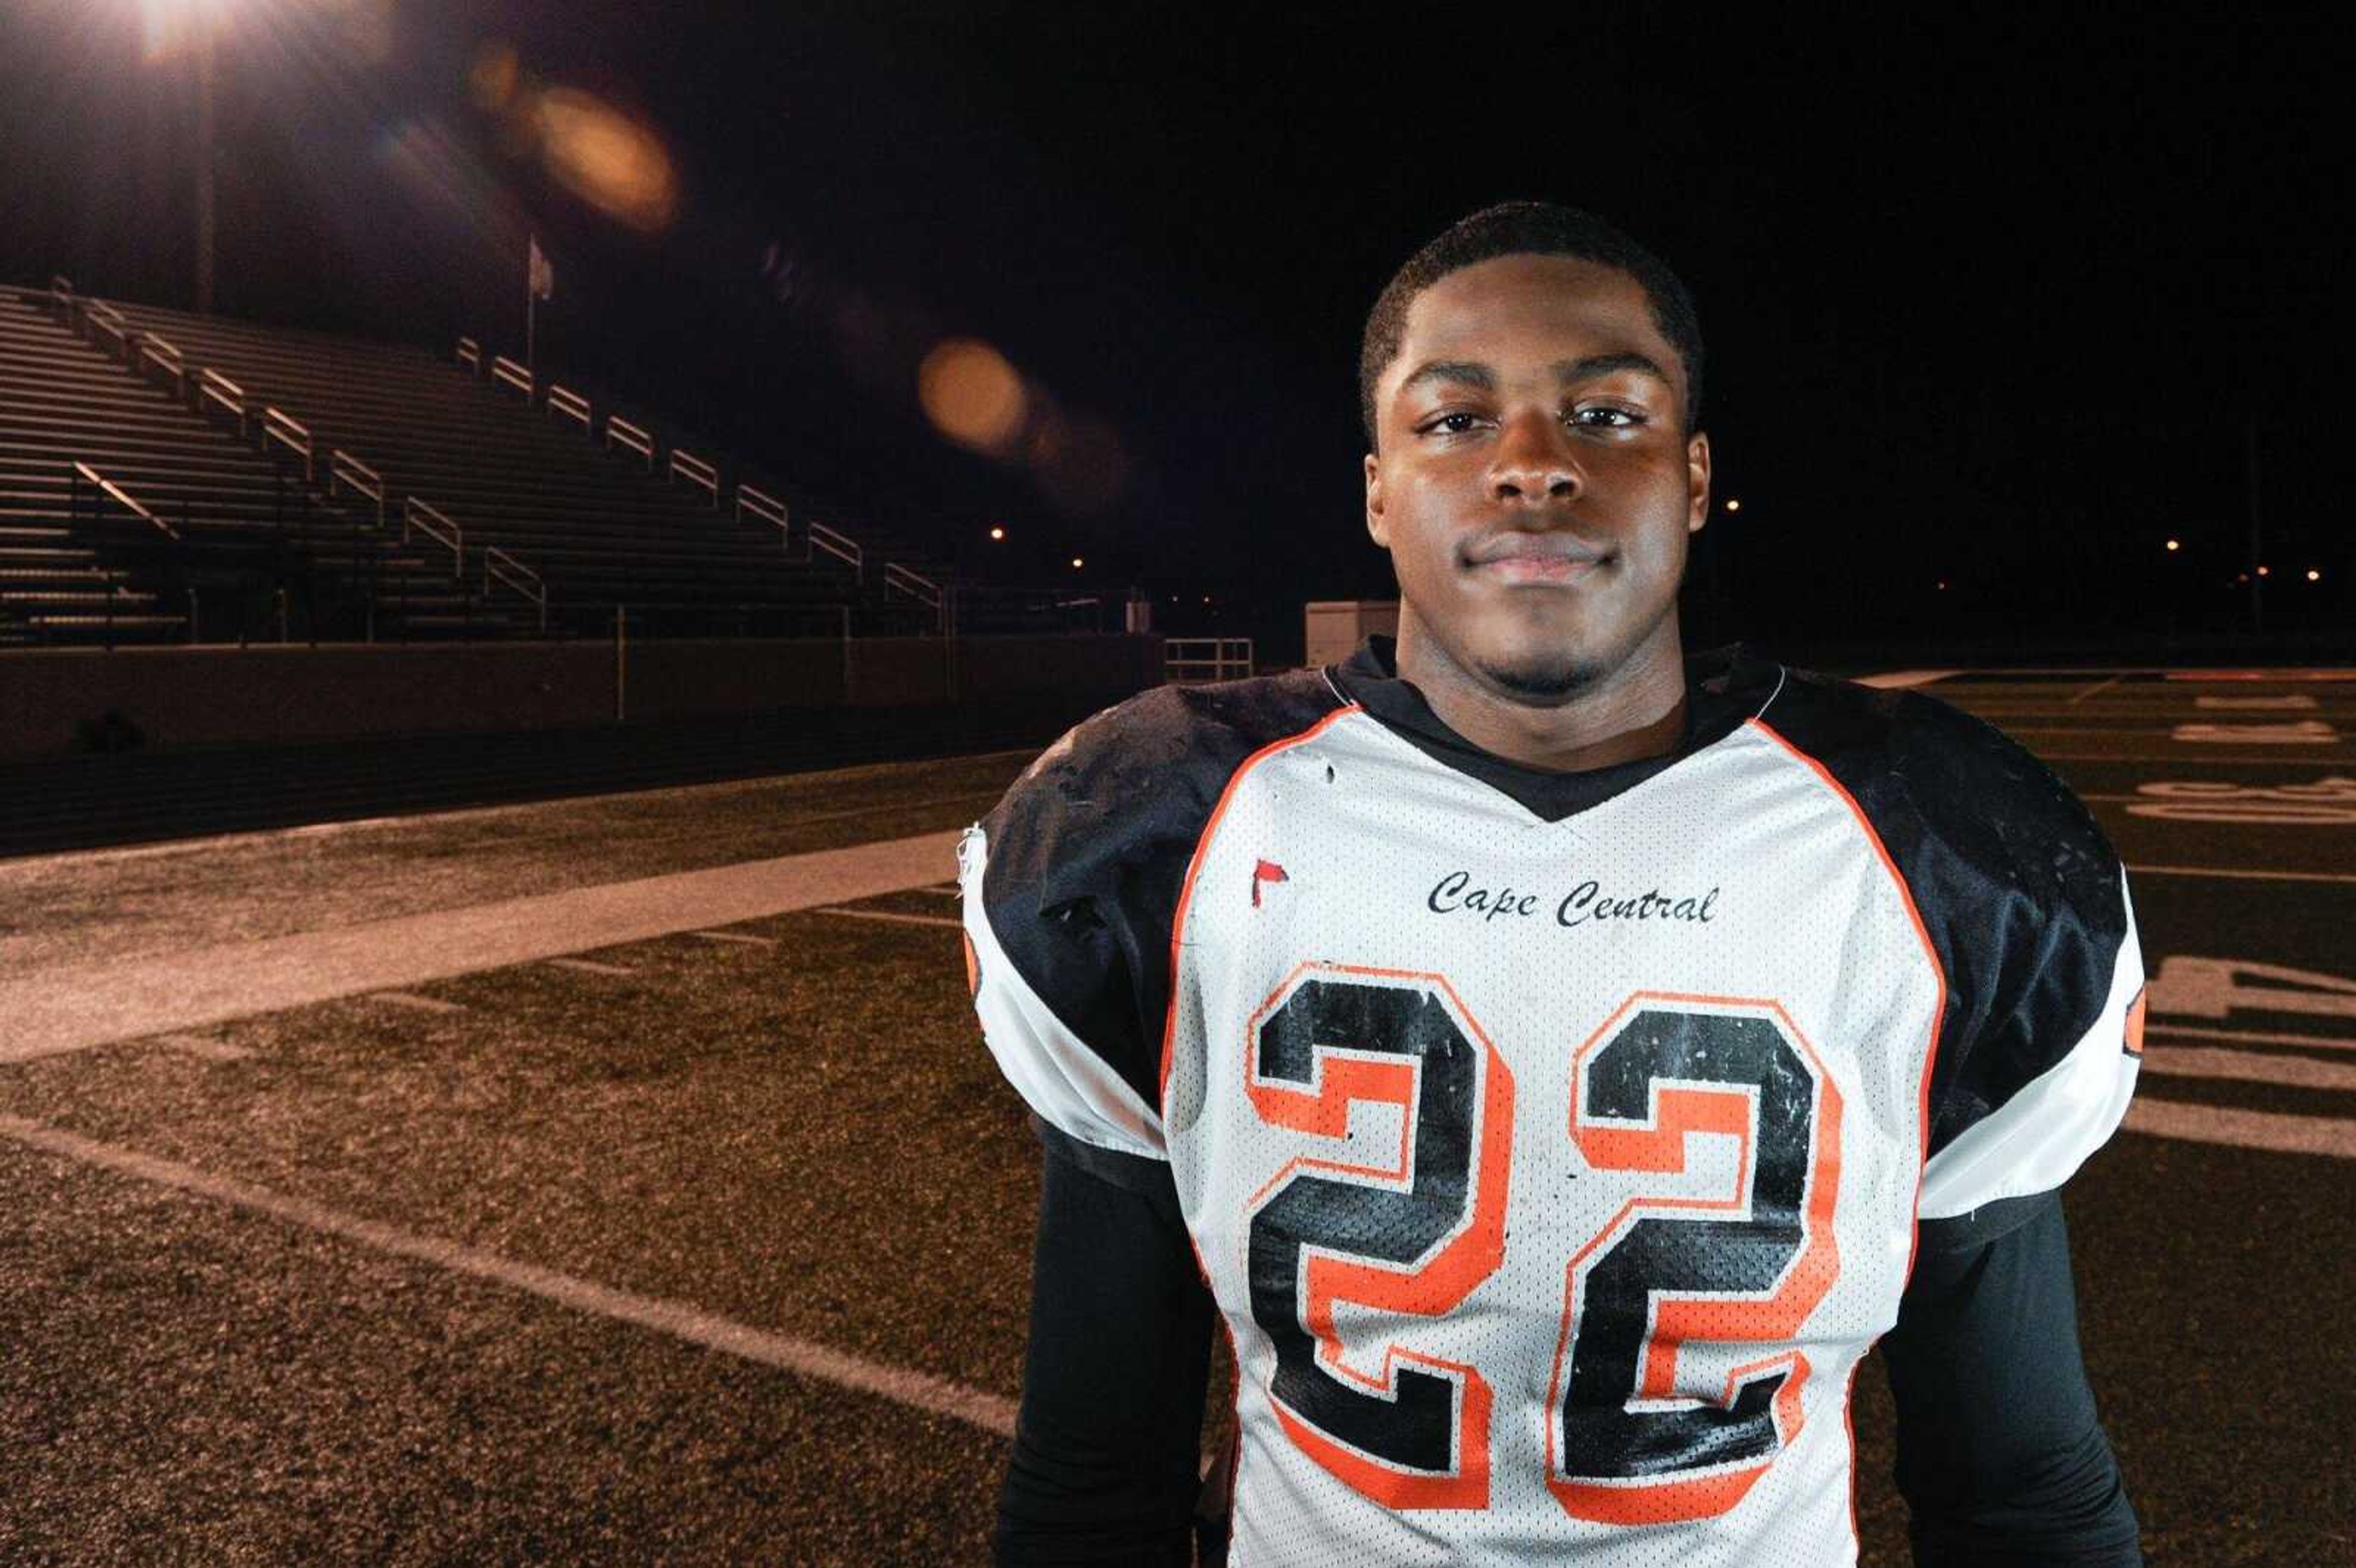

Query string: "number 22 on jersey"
[[1242, 964, 1844, 1522]]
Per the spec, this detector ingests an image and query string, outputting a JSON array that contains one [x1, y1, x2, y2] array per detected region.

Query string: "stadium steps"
[[0, 696, 1103, 858], [0, 293, 536, 644]]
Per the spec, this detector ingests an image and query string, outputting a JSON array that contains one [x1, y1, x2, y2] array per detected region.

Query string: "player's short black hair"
[[1358, 201, 1705, 448]]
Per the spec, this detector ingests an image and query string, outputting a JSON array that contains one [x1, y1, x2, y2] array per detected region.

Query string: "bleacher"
[[105, 299, 966, 637], [1, 286, 499, 645]]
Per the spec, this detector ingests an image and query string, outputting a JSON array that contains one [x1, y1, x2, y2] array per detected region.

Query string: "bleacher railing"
[[136, 331, 185, 395], [605, 413, 655, 469], [483, 545, 547, 631], [262, 407, 314, 478], [403, 496, 463, 578], [810, 521, 863, 579], [84, 300, 131, 359], [491, 354, 533, 397], [72, 461, 180, 541], [668, 447, 719, 507], [1164, 637, 1255, 684], [884, 561, 941, 611], [455, 336, 482, 374], [197, 367, 246, 434], [737, 483, 789, 542], [547, 383, 591, 434], [329, 449, 387, 527]]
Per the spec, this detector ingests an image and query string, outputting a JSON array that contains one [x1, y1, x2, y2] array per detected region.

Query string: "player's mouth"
[[1463, 531, 1611, 585]]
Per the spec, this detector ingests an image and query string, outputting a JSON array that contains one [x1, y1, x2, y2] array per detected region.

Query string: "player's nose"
[[1487, 408, 1583, 504]]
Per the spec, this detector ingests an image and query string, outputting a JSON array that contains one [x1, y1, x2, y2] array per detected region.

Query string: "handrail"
[[329, 448, 387, 526], [605, 413, 655, 468], [50, 274, 73, 302], [884, 561, 941, 608], [490, 354, 533, 396], [198, 367, 246, 434], [403, 496, 463, 577], [736, 483, 788, 539], [262, 406, 314, 478], [546, 383, 591, 432], [72, 461, 180, 541], [455, 336, 482, 373], [669, 447, 718, 505], [1163, 636, 1255, 685], [84, 300, 131, 357], [137, 331, 185, 393], [483, 545, 547, 631], [810, 520, 863, 580]]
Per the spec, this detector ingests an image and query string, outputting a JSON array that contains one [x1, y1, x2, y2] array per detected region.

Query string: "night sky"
[[4, 3, 2347, 661]]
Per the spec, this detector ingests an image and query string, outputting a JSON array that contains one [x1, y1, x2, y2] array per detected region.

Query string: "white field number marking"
[[2171, 720, 2338, 744], [2127, 776, 2356, 823], [2147, 956, 2356, 1024], [2134, 955, 2356, 1160]]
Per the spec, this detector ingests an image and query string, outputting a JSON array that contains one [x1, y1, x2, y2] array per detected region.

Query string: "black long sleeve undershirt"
[[998, 1128, 2139, 1566]]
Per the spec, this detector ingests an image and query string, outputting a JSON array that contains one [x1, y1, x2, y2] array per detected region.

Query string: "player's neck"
[[1392, 612, 1689, 775]]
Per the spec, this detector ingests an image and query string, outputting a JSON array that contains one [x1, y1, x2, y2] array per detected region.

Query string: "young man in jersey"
[[959, 202, 2145, 1566]]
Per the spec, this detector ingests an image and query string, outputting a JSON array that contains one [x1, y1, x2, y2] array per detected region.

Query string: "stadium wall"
[[0, 635, 1161, 761]]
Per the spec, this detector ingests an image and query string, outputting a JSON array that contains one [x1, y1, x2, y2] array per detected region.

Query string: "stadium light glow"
[[1070, 556, 1085, 569], [2165, 538, 2181, 551], [2257, 565, 2271, 577], [2308, 568, 2323, 582], [1723, 497, 1741, 513], [988, 525, 1006, 541]]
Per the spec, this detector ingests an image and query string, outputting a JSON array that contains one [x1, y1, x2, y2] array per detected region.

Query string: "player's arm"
[[1883, 1196, 2141, 1566], [995, 1123, 1215, 1566]]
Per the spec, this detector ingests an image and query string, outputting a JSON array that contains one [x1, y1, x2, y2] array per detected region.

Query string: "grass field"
[[4, 676, 2352, 1564]]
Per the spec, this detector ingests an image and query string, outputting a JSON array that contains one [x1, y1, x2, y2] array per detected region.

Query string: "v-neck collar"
[[1324, 635, 1784, 824]]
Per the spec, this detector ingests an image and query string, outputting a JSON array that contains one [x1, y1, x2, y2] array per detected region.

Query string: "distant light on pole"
[[2165, 538, 2181, 551], [1070, 556, 1085, 569], [1723, 498, 1742, 513], [2308, 568, 2323, 582], [987, 525, 1005, 541], [2257, 564, 2271, 578]]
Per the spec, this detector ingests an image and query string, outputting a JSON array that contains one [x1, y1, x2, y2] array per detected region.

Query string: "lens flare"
[[918, 339, 1028, 455], [533, 88, 679, 232]]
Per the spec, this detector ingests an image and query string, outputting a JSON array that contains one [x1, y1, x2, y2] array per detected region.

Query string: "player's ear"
[[1364, 450, 1390, 548], [1685, 430, 1711, 534]]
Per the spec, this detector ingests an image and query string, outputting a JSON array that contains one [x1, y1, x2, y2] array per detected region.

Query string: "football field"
[[2, 672, 2350, 1565]]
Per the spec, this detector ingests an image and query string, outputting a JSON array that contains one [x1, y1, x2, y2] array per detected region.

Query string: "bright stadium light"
[[1723, 497, 1742, 513], [1070, 556, 1085, 569], [988, 525, 1006, 541], [2308, 568, 2323, 582], [2165, 538, 2181, 551]]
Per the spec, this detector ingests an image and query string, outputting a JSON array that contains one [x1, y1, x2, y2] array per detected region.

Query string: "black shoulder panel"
[[1757, 672, 2130, 1159], [977, 669, 1348, 1110]]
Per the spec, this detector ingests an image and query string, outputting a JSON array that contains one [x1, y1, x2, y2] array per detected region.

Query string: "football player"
[[959, 202, 2144, 1566]]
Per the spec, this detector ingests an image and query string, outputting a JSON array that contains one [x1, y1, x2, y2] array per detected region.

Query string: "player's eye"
[[1419, 411, 1486, 437], [1569, 405, 1645, 429]]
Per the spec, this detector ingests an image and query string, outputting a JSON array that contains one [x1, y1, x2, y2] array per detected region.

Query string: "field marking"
[[2124, 863, 2356, 886], [2142, 1045, 2356, 1092], [0, 1115, 1018, 1439], [1853, 670, 1963, 689], [2124, 1099, 2356, 1159], [2068, 674, 2127, 705], [368, 991, 467, 1014], [150, 1032, 253, 1062], [0, 829, 962, 1063], [2149, 1023, 2356, 1055], [688, 931, 776, 947], [543, 958, 636, 977], [2038, 753, 2356, 766], [812, 907, 963, 930]]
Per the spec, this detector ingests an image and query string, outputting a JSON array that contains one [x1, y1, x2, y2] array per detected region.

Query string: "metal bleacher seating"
[[0, 279, 964, 647]]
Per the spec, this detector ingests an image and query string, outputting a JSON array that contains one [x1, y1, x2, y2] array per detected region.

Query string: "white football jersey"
[[960, 642, 2142, 1566]]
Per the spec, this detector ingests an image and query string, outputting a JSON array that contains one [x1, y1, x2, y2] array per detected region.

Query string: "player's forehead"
[[1391, 253, 1677, 396]]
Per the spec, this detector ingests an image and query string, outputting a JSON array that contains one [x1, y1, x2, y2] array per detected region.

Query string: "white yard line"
[[2124, 863, 2356, 886], [812, 907, 964, 930], [688, 931, 777, 947], [2067, 674, 2127, 705], [0, 1115, 1017, 1439], [2147, 1023, 2356, 1055], [2124, 1099, 2356, 1159], [1852, 670, 1964, 689], [150, 1032, 254, 1063], [2142, 1045, 2356, 1093], [368, 991, 468, 1014], [0, 831, 961, 1064], [542, 958, 637, 977], [2037, 753, 2356, 766]]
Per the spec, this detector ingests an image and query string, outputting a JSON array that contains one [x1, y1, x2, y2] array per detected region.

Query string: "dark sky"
[[4, 3, 2347, 658]]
